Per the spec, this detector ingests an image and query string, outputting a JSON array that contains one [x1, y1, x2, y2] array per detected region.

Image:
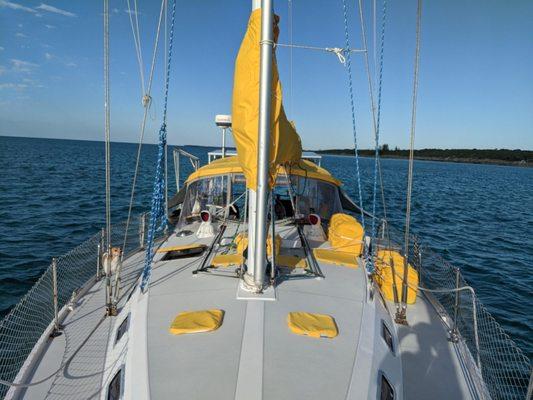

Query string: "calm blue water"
[[0, 136, 531, 358]]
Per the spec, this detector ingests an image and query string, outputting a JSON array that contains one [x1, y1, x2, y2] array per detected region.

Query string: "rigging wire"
[[103, 0, 111, 253], [355, 0, 381, 251], [126, 0, 146, 96], [401, 0, 423, 314], [349, 0, 396, 309], [140, 0, 177, 292], [362, 0, 388, 253], [341, 0, 365, 229], [373, 0, 377, 84], [288, 0, 293, 118], [120, 0, 167, 262], [275, 43, 365, 65]]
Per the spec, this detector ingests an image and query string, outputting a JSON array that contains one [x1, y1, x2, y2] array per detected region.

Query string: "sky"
[[0, 0, 532, 150]]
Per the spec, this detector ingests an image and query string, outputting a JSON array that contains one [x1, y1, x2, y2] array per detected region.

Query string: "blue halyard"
[[341, 0, 365, 230], [140, 0, 177, 292], [341, 0, 387, 274], [366, 0, 388, 274]]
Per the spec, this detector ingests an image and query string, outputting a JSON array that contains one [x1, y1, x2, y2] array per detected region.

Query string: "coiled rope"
[[140, 0, 177, 292]]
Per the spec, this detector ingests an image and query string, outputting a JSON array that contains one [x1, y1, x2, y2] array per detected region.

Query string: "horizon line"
[[0, 134, 531, 152]]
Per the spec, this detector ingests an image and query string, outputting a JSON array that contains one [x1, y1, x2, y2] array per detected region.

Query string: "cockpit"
[[177, 156, 343, 229]]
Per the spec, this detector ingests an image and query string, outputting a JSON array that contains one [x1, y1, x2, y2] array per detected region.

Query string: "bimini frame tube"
[[246, 0, 274, 291]]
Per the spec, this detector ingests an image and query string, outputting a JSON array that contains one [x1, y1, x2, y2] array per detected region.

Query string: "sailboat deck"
[[18, 249, 145, 400], [16, 221, 480, 400], [145, 222, 367, 400], [396, 293, 479, 399]]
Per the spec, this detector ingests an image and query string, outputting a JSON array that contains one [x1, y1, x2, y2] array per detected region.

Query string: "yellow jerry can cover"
[[375, 250, 419, 304], [328, 213, 364, 256], [287, 312, 338, 338], [169, 309, 224, 335]]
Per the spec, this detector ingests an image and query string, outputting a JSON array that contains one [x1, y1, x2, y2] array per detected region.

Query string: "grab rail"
[[173, 148, 200, 191]]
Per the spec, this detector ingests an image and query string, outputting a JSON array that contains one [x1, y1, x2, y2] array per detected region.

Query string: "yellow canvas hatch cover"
[[276, 255, 307, 269], [185, 156, 340, 187], [211, 254, 244, 268], [233, 232, 282, 257], [287, 312, 338, 338], [232, 9, 302, 190], [169, 310, 224, 335]]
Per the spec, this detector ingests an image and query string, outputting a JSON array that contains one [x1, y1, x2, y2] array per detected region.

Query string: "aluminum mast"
[[244, 0, 274, 292]]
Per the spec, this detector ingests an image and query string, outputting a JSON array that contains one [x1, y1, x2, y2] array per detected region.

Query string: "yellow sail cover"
[[232, 9, 302, 190]]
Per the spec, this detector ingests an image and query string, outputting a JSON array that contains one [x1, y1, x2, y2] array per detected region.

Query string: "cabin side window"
[[379, 373, 394, 400], [115, 316, 129, 345], [107, 369, 123, 400], [381, 321, 394, 354]]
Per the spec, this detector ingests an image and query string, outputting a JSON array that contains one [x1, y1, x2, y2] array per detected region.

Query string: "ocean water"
[[0, 136, 531, 358]]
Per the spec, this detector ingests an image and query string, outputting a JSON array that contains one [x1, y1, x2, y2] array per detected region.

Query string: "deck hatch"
[[159, 244, 207, 260]]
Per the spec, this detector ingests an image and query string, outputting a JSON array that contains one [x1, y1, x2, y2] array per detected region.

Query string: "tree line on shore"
[[314, 145, 532, 164]]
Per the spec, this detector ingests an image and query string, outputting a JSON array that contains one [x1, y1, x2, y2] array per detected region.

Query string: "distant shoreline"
[[313, 148, 532, 168], [2, 135, 531, 168]]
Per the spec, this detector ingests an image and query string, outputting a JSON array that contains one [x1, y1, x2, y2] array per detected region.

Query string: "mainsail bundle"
[[232, 9, 302, 190]]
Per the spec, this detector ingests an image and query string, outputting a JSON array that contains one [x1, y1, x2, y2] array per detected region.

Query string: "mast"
[[103, 0, 114, 315], [103, 0, 111, 254], [245, 0, 274, 291]]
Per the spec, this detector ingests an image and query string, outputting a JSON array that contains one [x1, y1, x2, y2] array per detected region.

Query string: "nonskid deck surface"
[[396, 293, 478, 400], [20, 250, 145, 400], [18, 221, 479, 400], [146, 222, 367, 400]]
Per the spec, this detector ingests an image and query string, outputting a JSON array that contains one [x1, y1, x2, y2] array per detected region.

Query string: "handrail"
[[0, 213, 152, 398], [173, 147, 200, 191], [372, 264, 481, 370], [370, 220, 530, 400]]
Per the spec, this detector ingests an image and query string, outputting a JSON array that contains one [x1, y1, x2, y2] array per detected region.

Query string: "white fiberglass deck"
[[18, 250, 145, 400], [17, 221, 480, 400], [144, 227, 368, 400], [395, 295, 480, 399]]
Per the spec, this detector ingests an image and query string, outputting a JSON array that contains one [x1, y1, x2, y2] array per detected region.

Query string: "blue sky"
[[0, 0, 532, 150]]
